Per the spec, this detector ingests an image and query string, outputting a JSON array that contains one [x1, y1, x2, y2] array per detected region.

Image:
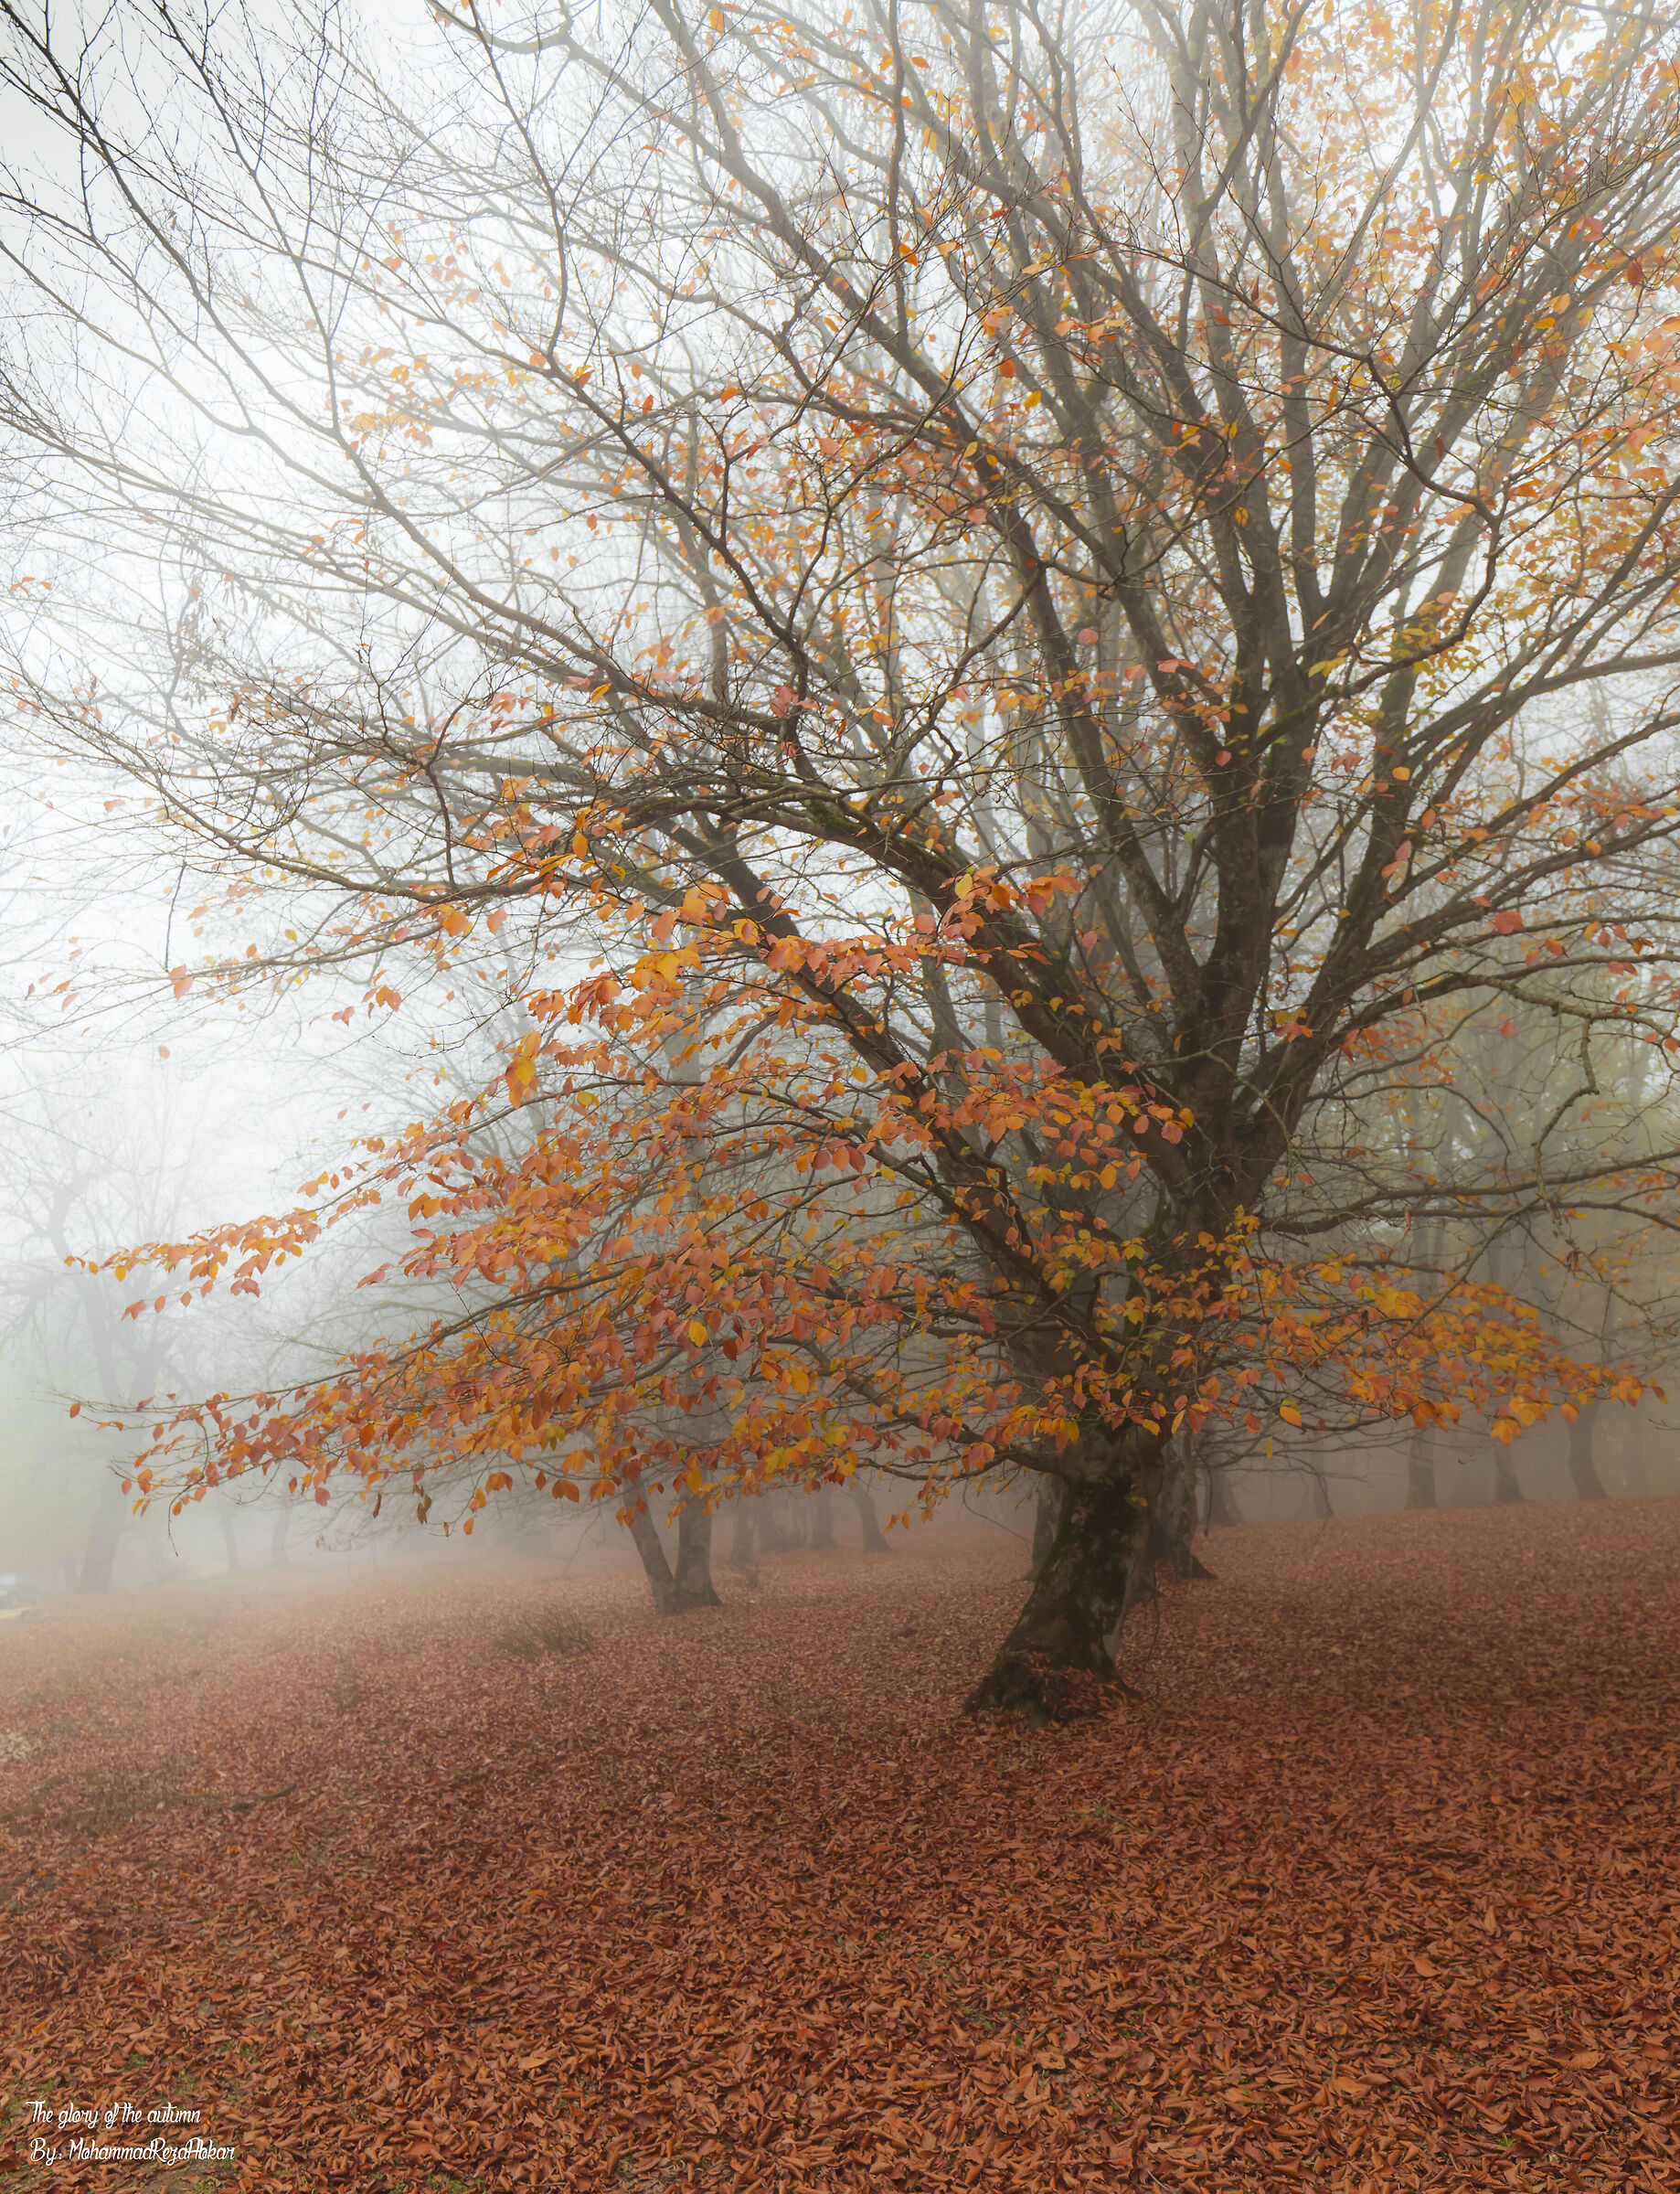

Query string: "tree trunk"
[[1029, 1476, 1063, 1577], [673, 1497, 721, 1609], [849, 1480, 889, 1553], [1205, 1463, 1243, 1529], [219, 1508, 241, 1571], [78, 1471, 129, 1594], [1303, 1472, 1334, 1519], [809, 1487, 836, 1549], [269, 1507, 292, 1569], [1566, 1406, 1610, 1501], [1404, 1428, 1436, 1509], [758, 1493, 791, 1553], [1151, 1433, 1215, 1579], [1492, 1443, 1524, 1504], [728, 1497, 756, 1565], [625, 1500, 679, 1615], [966, 1462, 1155, 1720]]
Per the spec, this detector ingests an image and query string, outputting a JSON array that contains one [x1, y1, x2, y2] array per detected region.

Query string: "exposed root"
[[962, 1651, 1135, 1725]]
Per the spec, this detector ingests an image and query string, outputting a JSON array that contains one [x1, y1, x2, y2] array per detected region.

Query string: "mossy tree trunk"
[[966, 1434, 1163, 1719], [1028, 1476, 1063, 1578]]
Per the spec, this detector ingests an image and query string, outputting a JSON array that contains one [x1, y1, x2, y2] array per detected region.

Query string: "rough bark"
[[966, 1467, 1154, 1720], [1566, 1407, 1610, 1501], [1404, 1429, 1437, 1510], [674, 1498, 722, 1609], [1029, 1476, 1063, 1578], [848, 1481, 889, 1553]]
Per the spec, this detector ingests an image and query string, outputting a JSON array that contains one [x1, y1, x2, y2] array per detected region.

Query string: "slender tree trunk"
[[809, 1487, 836, 1550], [1492, 1443, 1525, 1504], [728, 1497, 756, 1565], [269, 1507, 292, 1569], [758, 1493, 790, 1553], [1566, 1406, 1610, 1501], [1206, 1463, 1243, 1529], [625, 1500, 679, 1615], [1404, 1428, 1437, 1509], [967, 1434, 1162, 1719], [219, 1508, 241, 1571], [1303, 1472, 1334, 1519], [1029, 1476, 1063, 1578], [78, 1472, 129, 1594], [673, 1498, 721, 1609], [849, 1480, 889, 1553]]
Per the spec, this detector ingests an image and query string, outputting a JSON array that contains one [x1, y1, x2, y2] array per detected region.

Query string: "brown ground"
[[0, 1498, 1675, 2192]]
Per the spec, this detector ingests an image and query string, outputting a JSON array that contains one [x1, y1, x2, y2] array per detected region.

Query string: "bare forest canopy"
[[5, 0, 1680, 1703]]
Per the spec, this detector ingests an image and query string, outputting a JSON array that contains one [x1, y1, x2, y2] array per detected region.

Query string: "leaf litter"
[[0, 1498, 1674, 2191]]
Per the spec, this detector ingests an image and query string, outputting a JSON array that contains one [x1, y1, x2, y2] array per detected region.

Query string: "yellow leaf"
[[687, 1319, 707, 1347], [1279, 1402, 1302, 1427]]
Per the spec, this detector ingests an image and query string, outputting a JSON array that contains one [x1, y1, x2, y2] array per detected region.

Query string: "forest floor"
[[0, 1497, 1675, 2194]]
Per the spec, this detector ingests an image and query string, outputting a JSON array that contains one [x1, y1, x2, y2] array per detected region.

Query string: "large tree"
[[6, 0, 1680, 1707]]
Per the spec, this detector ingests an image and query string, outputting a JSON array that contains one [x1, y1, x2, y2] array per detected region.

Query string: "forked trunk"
[[966, 1454, 1158, 1720], [626, 1494, 719, 1614], [1566, 1407, 1609, 1501]]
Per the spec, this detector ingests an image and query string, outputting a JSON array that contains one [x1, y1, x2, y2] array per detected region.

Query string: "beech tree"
[[8, 0, 1680, 1708]]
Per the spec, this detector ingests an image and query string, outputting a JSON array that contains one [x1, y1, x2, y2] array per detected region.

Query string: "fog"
[[4, 3, 1680, 2180]]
